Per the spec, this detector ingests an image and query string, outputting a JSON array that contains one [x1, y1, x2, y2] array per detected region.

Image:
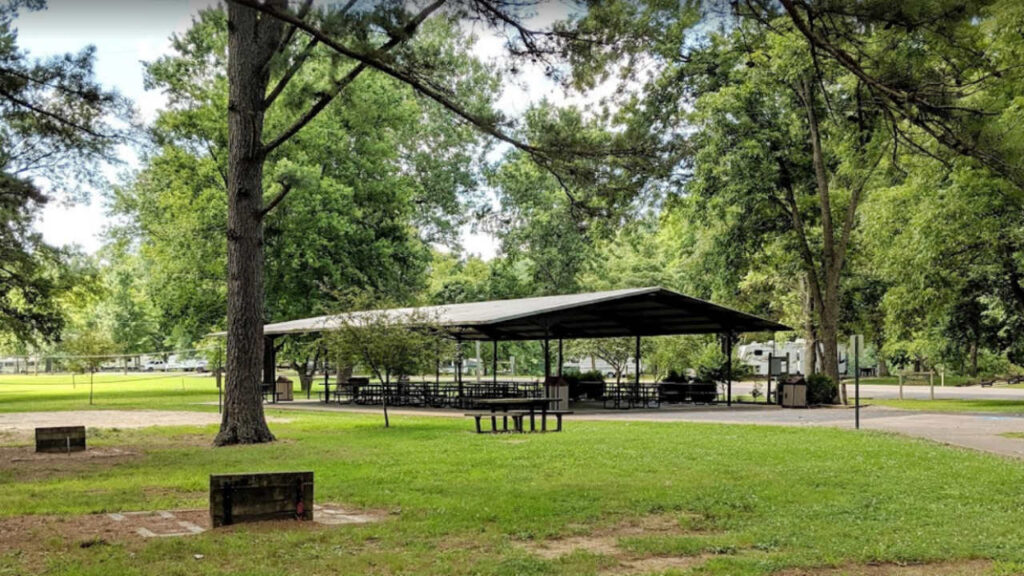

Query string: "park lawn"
[[853, 375, 976, 387], [0, 404, 1023, 575], [0, 372, 225, 413], [870, 398, 1024, 414]]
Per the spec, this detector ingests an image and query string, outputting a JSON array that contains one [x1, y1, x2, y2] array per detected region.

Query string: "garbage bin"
[[780, 377, 807, 408], [544, 376, 570, 410], [275, 376, 294, 402]]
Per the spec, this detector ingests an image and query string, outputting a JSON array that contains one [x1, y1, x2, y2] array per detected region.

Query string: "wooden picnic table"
[[475, 397, 563, 432]]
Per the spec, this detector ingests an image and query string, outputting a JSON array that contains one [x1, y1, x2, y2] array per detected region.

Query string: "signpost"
[[852, 334, 863, 429]]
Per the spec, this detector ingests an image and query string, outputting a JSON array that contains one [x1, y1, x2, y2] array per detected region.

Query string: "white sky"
[[17, 0, 586, 260]]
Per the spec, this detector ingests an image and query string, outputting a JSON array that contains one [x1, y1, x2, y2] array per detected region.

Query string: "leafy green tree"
[[564, 7, 894, 399], [567, 337, 638, 385], [211, 0, 665, 444], [324, 293, 448, 428], [63, 330, 116, 405], [0, 1, 130, 345]]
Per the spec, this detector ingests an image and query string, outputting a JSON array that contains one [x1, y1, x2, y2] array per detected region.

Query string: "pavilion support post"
[[492, 340, 498, 387], [262, 336, 276, 387], [724, 332, 733, 407], [456, 339, 464, 406], [635, 335, 641, 405], [543, 338, 551, 379], [557, 339, 563, 378]]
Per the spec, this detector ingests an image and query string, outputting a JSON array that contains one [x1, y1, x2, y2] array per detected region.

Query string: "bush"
[[805, 373, 837, 405], [568, 370, 605, 401], [662, 370, 688, 383]]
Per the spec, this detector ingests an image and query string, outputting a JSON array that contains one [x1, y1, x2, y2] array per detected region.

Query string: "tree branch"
[[0, 86, 110, 139], [229, 0, 545, 159], [258, 0, 447, 156], [259, 181, 292, 218], [264, 37, 319, 108]]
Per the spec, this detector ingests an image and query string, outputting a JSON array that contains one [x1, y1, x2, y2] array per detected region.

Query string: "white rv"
[[738, 339, 849, 376]]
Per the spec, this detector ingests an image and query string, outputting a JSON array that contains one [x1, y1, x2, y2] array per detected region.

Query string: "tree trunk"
[[969, 341, 978, 377], [215, 1, 284, 446], [801, 274, 817, 375], [801, 77, 849, 403], [877, 356, 888, 377]]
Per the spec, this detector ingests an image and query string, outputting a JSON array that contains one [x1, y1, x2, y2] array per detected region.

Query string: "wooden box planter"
[[209, 471, 313, 527], [35, 426, 86, 453]]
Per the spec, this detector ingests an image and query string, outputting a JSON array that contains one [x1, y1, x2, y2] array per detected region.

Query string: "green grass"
[[871, 398, 1024, 414], [0, 372, 223, 413], [853, 375, 976, 387], [2, 376, 1024, 575]]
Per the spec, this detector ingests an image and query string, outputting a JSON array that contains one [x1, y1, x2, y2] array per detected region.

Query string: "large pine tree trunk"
[[215, 1, 284, 446]]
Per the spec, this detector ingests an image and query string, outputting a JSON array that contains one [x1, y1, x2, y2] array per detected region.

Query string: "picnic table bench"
[[466, 397, 570, 433]]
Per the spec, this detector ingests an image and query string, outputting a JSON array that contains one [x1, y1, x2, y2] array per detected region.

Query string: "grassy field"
[[2, 375, 1024, 575], [870, 398, 1024, 414], [0, 372, 223, 413], [852, 375, 976, 387]]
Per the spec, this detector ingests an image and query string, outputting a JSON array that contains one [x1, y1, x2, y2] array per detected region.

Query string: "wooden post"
[[898, 374, 904, 400], [492, 340, 498, 387], [557, 339, 563, 378], [475, 340, 482, 384], [455, 339, 463, 403], [930, 371, 935, 400], [725, 333, 732, 407], [543, 338, 551, 379], [634, 335, 641, 404], [262, 336, 276, 387]]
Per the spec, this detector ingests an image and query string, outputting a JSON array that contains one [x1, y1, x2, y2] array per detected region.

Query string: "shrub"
[[805, 373, 837, 404]]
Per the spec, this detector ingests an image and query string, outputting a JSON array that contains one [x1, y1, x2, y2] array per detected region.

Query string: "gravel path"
[[0, 410, 224, 432]]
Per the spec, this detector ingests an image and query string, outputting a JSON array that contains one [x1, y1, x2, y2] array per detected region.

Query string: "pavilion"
[[258, 286, 790, 406]]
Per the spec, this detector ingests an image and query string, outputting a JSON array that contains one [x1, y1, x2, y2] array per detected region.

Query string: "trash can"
[[780, 377, 808, 408], [275, 376, 294, 402], [544, 376, 570, 410]]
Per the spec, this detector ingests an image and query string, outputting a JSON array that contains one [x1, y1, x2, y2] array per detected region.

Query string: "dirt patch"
[[0, 503, 385, 555], [0, 445, 141, 481], [773, 559, 994, 575], [520, 512, 714, 573], [0, 410, 291, 442], [611, 555, 708, 575], [527, 534, 622, 559]]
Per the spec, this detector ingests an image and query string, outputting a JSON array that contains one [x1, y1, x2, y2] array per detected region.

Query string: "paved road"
[[274, 400, 1024, 459], [730, 381, 1024, 401], [571, 404, 1024, 458]]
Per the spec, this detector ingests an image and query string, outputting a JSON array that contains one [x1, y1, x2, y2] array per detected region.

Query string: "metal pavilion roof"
[[259, 287, 790, 341]]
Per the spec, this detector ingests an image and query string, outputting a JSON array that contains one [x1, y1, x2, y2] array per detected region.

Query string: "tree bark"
[[969, 341, 978, 377], [801, 77, 848, 402], [801, 273, 817, 375], [215, 1, 284, 446]]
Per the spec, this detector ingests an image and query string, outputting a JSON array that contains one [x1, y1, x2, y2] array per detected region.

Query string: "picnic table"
[[470, 397, 568, 433]]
